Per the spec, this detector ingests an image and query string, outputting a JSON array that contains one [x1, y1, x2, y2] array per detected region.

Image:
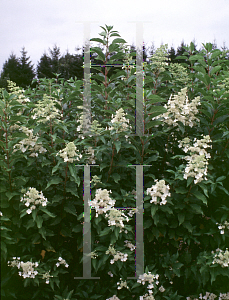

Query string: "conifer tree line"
[[0, 40, 228, 90]]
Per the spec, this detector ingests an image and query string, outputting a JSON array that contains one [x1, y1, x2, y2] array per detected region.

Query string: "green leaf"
[[178, 213, 185, 225], [149, 106, 167, 114], [110, 38, 127, 44], [72, 224, 82, 233], [216, 176, 226, 182], [64, 202, 77, 216], [39, 227, 46, 240], [217, 185, 229, 196], [114, 227, 120, 239], [192, 191, 207, 205], [39, 207, 56, 218], [90, 38, 106, 45], [147, 95, 167, 103], [187, 177, 194, 187], [114, 140, 121, 153], [151, 205, 158, 218], [110, 33, 121, 37], [210, 65, 221, 75], [175, 186, 187, 194], [45, 177, 63, 190], [90, 47, 105, 61], [189, 55, 204, 61], [99, 227, 111, 237], [183, 221, 193, 233], [52, 160, 62, 175], [69, 164, 80, 186], [144, 219, 153, 229], [36, 215, 43, 228], [111, 173, 120, 183]]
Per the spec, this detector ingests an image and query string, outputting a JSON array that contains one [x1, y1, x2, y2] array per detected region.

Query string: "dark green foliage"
[[1, 24, 229, 299]]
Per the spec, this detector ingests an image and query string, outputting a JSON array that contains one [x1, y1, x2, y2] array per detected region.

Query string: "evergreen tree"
[[0, 53, 21, 90], [49, 44, 61, 75], [59, 48, 84, 81], [168, 46, 176, 64], [175, 40, 192, 66], [17, 47, 36, 89], [36, 52, 53, 79]]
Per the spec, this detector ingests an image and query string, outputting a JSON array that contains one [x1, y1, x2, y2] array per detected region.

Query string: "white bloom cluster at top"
[[186, 291, 229, 300], [137, 272, 160, 290], [11, 125, 47, 157], [105, 208, 129, 233], [108, 108, 132, 134], [20, 187, 48, 214], [149, 44, 170, 73], [168, 63, 191, 85], [106, 295, 120, 300], [216, 220, 229, 235], [117, 277, 130, 290], [56, 142, 82, 163], [124, 240, 136, 251], [178, 135, 212, 184], [7, 80, 30, 116], [31, 94, 63, 123], [85, 146, 96, 165], [105, 244, 128, 264], [152, 87, 201, 129], [55, 256, 69, 268], [212, 248, 229, 268], [89, 189, 115, 217], [146, 179, 171, 205], [140, 294, 155, 300], [218, 293, 229, 300], [42, 270, 54, 284], [0, 211, 3, 216], [8, 257, 39, 279]]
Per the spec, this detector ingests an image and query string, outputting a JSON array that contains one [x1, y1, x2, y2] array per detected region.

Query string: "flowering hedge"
[[1, 24, 229, 299]]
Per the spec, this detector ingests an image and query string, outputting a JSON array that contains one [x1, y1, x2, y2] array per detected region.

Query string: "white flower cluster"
[[91, 175, 102, 184], [186, 292, 219, 300], [117, 277, 130, 290], [88, 251, 98, 259], [124, 240, 136, 251], [152, 87, 201, 128], [219, 293, 229, 300], [106, 295, 120, 300], [8, 257, 39, 279], [212, 248, 229, 268], [137, 272, 160, 291], [108, 108, 132, 134], [76, 105, 92, 135], [11, 125, 47, 157], [105, 208, 129, 233], [85, 146, 96, 165], [56, 142, 82, 163], [140, 294, 155, 300], [0, 211, 3, 216], [89, 189, 115, 217], [108, 271, 113, 277], [42, 270, 53, 284], [105, 245, 128, 264], [168, 63, 191, 85], [56, 257, 69, 268], [149, 44, 170, 73], [31, 94, 63, 123], [7, 80, 30, 116], [216, 221, 229, 235], [20, 187, 48, 214], [178, 135, 212, 184], [146, 179, 171, 205], [215, 77, 229, 101]]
